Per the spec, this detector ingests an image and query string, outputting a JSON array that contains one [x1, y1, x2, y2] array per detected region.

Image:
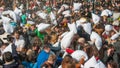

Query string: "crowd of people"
[[0, 0, 120, 68]]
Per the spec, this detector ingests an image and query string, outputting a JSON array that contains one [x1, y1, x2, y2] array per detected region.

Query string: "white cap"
[[68, 23, 77, 34], [92, 13, 100, 24], [37, 23, 50, 31], [105, 24, 113, 32], [61, 31, 74, 50], [71, 50, 88, 61]]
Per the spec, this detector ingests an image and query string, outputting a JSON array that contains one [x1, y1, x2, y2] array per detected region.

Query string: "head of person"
[[47, 54, 56, 65], [43, 45, 51, 53], [107, 61, 118, 68], [3, 52, 13, 63], [14, 31, 20, 39]]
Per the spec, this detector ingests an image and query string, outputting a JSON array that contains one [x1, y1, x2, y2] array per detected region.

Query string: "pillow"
[[38, 12, 47, 19], [37, 23, 50, 31], [84, 56, 97, 68], [73, 2, 82, 11], [82, 23, 92, 35], [92, 13, 100, 24], [105, 24, 113, 32], [90, 31, 102, 50], [68, 23, 77, 34], [61, 31, 74, 50], [71, 50, 88, 61]]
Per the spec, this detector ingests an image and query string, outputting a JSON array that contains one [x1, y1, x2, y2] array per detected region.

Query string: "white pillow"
[[61, 31, 74, 49], [73, 2, 82, 11], [92, 13, 100, 24], [84, 56, 97, 68], [68, 23, 77, 34], [90, 31, 102, 50], [82, 23, 92, 35], [50, 12, 56, 21], [101, 10, 109, 16], [71, 50, 88, 61], [52, 42, 59, 47], [37, 23, 50, 31], [38, 12, 47, 19], [110, 33, 120, 40], [2, 43, 12, 54], [27, 21, 35, 25], [94, 60, 106, 68], [9, 11, 17, 22], [105, 9, 113, 16], [14, 7, 22, 16], [105, 24, 113, 32], [62, 10, 71, 15]]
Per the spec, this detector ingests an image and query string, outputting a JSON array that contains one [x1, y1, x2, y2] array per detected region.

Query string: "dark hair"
[[107, 61, 118, 68], [3, 52, 13, 62]]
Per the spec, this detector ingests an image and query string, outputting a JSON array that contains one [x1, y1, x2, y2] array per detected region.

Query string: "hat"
[[105, 24, 113, 32], [92, 13, 100, 24], [68, 23, 77, 34], [71, 50, 88, 62], [37, 23, 50, 31], [79, 17, 87, 23], [82, 22, 92, 35], [61, 31, 74, 50]]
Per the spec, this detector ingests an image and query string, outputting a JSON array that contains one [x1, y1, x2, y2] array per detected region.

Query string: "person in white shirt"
[[13, 31, 25, 52]]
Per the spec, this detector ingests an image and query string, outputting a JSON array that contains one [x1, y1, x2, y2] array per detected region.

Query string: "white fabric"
[[60, 31, 69, 37], [79, 18, 87, 23], [92, 13, 100, 24], [14, 38, 25, 48], [62, 4, 69, 9], [19, 4, 24, 10], [90, 31, 102, 50], [9, 10, 17, 22], [73, 2, 82, 11], [68, 23, 77, 34], [105, 24, 113, 32], [50, 12, 56, 21], [1, 16, 14, 34], [101, 10, 109, 16], [94, 60, 106, 68], [76, 20, 82, 27], [37, 23, 50, 31], [2, 11, 11, 15], [62, 10, 71, 17], [84, 56, 97, 68], [2, 43, 12, 54], [110, 33, 120, 40], [71, 50, 88, 61], [61, 31, 74, 49], [27, 21, 35, 25], [113, 20, 120, 26], [82, 23, 92, 35], [57, 6, 64, 14], [38, 12, 47, 19], [0, 33, 10, 43], [14, 7, 22, 16], [52, 42, 59, 47], [113, 12, 120, 20], [105, 9, 113, 16]]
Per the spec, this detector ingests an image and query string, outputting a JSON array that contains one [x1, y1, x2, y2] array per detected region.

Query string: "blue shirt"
[[37, 50, 50, 68]]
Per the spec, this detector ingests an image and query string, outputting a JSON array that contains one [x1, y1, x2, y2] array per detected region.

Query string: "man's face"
[[14, 33, 20, 39]]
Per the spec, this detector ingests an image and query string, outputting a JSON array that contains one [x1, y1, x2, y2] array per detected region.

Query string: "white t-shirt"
[[14, 38, 25, 48]]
